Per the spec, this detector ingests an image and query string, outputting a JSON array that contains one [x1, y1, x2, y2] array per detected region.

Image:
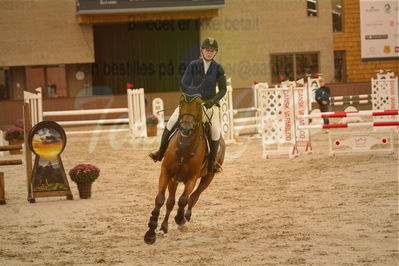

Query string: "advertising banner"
[[360, 0, 399, 60]]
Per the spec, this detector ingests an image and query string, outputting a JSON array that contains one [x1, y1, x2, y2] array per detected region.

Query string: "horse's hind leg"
[[175, 178, 197, 226], [160, 180, 178, 234], [185, 174, 214, 222], [144, 173, 169, 245]]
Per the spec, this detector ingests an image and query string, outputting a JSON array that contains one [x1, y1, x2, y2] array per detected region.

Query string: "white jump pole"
[[332, 100, 372, 106], [43, 108, 128, 116], [331, 94, 371, 100]]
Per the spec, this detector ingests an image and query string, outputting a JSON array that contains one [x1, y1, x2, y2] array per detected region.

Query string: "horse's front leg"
[[160, 180, 178, 234], [144, 172, 169, 245], [185, 173, 214, 222], [175, 177, 197, 226]]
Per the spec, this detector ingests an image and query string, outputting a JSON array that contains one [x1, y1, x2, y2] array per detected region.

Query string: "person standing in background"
[[315, 78, 331, 125]]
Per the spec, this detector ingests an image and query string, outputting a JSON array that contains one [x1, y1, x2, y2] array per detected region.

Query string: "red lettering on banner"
[[295, 89, 307, 141], [283, 90, 291, 141]]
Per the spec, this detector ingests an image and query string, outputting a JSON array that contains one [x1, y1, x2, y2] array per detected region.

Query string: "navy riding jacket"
[[315, 86, 331, 105], [180, 59, 227, 102]]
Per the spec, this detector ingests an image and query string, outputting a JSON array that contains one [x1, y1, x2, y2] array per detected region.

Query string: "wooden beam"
[[33, 190, 71, 198], [0, 172, 5, 205], [23, 103, 34, 202], [78, 9, 219, 24], [0, 160, 22, 166], [0, 145, 23, 151]]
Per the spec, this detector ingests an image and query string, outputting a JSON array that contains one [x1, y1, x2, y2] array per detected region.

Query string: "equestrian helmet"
[[201, 37, 218, 51]]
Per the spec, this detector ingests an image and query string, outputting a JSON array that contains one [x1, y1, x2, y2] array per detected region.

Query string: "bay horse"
[[144, 94, 225, 245]]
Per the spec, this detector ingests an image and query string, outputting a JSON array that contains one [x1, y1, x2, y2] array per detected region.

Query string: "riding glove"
[[204, 98, 215, 109]]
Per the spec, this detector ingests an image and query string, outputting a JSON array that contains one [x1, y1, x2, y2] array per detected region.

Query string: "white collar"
[[203, 59, 211, 74]]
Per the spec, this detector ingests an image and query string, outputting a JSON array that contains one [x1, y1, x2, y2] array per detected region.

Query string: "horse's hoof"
[[178, 224, 189, 232], [185, 210, 192, 222], [160, 222, 168, 233], [144, 231, 156, 245], [174, 215, 186, 226]]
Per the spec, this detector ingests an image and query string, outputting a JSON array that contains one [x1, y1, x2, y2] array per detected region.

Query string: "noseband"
[[178, 97, 203, 136]]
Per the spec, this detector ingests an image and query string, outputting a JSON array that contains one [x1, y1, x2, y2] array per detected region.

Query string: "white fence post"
[[219, 83, 234, 142], [23, 87, 43, 126], [152, 98, 165, 129], [127, 88, 147, 138]]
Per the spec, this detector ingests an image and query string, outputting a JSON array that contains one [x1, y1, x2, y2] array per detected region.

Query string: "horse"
[[144, 94, 225, 245]]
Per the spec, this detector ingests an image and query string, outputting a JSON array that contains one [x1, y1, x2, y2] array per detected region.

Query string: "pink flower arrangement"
[[69, 164, 100, 184], [146, 114, 159, 125], [5, 126, 24, 141]]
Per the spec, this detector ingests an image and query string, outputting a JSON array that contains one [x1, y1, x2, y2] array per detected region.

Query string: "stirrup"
[[213, 161, 222, 173], [208, 166, 221, 174], [208, 161, 222, 173], [213, 164, 222, 173]]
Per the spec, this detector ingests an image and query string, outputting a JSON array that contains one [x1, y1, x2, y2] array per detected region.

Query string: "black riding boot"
[[149, 128, 172, 162], [208, 140, 221, 173]]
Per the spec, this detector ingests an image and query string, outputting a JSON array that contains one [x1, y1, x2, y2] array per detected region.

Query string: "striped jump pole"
[[298, 121, 399, 129], [299, 109, 399, 119]]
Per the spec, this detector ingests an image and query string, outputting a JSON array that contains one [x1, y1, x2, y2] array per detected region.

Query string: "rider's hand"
[[204, 98, 215, 109]]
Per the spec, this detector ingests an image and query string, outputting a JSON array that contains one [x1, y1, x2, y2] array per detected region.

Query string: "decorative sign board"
[[28, 121, 73, 202]]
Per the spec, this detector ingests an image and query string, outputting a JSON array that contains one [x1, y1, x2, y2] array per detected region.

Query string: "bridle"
[[178, 95, 203, 137]]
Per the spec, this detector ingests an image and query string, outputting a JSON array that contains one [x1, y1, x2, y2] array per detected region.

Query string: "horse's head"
[[179, 93, 203, 137]]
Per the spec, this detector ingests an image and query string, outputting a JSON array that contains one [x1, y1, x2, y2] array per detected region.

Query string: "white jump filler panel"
[[329, 129, 394, 155], [372, 75, 399, 124], [258, 84, 298, 158], [219, 84, 235, 142]]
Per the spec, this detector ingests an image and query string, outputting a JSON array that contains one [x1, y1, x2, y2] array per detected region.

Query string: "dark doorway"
[[92, 20, 200, 95]]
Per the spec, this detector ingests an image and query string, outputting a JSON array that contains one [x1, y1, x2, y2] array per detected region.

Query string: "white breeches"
[[166, 105, 221, 141]]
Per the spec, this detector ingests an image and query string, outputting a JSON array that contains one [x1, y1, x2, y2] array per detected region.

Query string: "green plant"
[[4, 126, 24, 141], [69, 164, 100, 184], [146, 114, 159, 125]]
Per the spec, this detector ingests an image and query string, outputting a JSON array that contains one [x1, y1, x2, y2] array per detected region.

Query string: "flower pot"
[[147, 124, 157, 137], [77, 183, 92, 199], [8, 139, 23, 155]]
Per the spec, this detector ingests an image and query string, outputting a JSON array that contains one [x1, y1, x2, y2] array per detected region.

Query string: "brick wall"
[[333, 0, 399, 82], [0, 0, 94, 67]]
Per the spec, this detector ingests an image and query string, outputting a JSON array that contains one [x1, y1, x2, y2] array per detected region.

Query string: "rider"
[[149, 37, 227, 173]]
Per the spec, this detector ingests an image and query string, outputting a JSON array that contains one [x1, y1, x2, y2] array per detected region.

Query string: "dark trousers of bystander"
[[319, 104, 331, 125]]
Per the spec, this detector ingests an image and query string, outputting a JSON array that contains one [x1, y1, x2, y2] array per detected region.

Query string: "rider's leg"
[[206, 106, 221, 173], [149, 106, 179, 162]]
